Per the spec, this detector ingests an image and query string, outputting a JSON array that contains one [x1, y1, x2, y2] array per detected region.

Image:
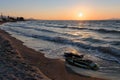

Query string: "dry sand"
[[0, 22, 106, 80]]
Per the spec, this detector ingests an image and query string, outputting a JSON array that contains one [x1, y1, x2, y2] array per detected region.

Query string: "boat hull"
[[65, 58, 99, 70]]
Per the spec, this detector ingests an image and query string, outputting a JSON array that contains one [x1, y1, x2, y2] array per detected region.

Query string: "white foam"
[[66, 63, 120, 80]]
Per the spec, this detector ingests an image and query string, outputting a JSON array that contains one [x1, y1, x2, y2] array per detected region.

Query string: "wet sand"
[[0, 22, 106, 80]]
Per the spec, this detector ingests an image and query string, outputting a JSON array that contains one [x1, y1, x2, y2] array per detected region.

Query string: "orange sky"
[[0, 0, 120, 20], [20, 7, 120, 20]]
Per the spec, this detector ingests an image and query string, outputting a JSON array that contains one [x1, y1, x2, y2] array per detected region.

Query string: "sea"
[[0, 20, 120, 80]]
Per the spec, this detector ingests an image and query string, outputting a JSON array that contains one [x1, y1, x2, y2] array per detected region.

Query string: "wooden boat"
[[64, 52, 99, 70], [64, 52, 84, 59]]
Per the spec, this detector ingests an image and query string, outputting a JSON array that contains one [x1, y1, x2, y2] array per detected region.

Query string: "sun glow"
[[78, 12, 83, 17]]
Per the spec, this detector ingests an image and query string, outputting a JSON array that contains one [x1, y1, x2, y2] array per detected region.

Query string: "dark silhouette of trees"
[[17, 17, 25, 21], [0, 14, 25, 22]]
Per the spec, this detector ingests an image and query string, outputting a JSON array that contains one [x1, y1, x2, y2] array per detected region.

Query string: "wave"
[[7, 21, 118, 35], [82, 37, 107, 43], [44, 24, 120, 34], [23, 34, 120, 59], [68, 27, 88, 30], [44, 22, 120, 33], [110, 41, 120, 46], [45, 25, 90, 31], [94, 29, 120, 34], [45, 25, 67, 28], [45, 25, 120, 35], [2, 23, 84, 38], [32, 35, 120, 63], [97, 46, 120, 57], [3, 26, 120, 57], [6, 24, 59, 34], [1, 21, 120, 63], [31, 35, 120, 61]]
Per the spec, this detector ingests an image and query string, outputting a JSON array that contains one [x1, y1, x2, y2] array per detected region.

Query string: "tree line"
[[0, 14, 25, 22]]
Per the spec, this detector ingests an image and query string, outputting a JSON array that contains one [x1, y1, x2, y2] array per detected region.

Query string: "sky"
[[0, 0, 120, 20]]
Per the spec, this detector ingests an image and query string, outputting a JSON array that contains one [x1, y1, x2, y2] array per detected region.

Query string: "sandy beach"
[[0, 22, 106, 80]]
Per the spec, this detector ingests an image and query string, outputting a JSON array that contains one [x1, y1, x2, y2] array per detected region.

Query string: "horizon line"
[[31, 19, 120, 21]]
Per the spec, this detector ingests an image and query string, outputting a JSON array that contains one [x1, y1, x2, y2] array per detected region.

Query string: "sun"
[[78, 12, 83, 17]]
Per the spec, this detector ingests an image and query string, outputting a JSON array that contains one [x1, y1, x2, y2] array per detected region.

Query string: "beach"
[[0, 22, 107, 80], [1, 0, 120, 79]]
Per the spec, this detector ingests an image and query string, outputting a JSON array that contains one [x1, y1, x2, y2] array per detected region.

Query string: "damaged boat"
[[64, 52, 99, 70]]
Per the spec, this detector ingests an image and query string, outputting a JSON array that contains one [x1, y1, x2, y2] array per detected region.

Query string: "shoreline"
[[0, 22, 106, 80]]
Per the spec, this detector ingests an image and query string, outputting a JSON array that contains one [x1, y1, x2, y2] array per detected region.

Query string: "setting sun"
[[78, 12, 83, 17]]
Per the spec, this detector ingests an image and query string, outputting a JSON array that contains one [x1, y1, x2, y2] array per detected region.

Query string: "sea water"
[[1, 20, 120, 80]]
